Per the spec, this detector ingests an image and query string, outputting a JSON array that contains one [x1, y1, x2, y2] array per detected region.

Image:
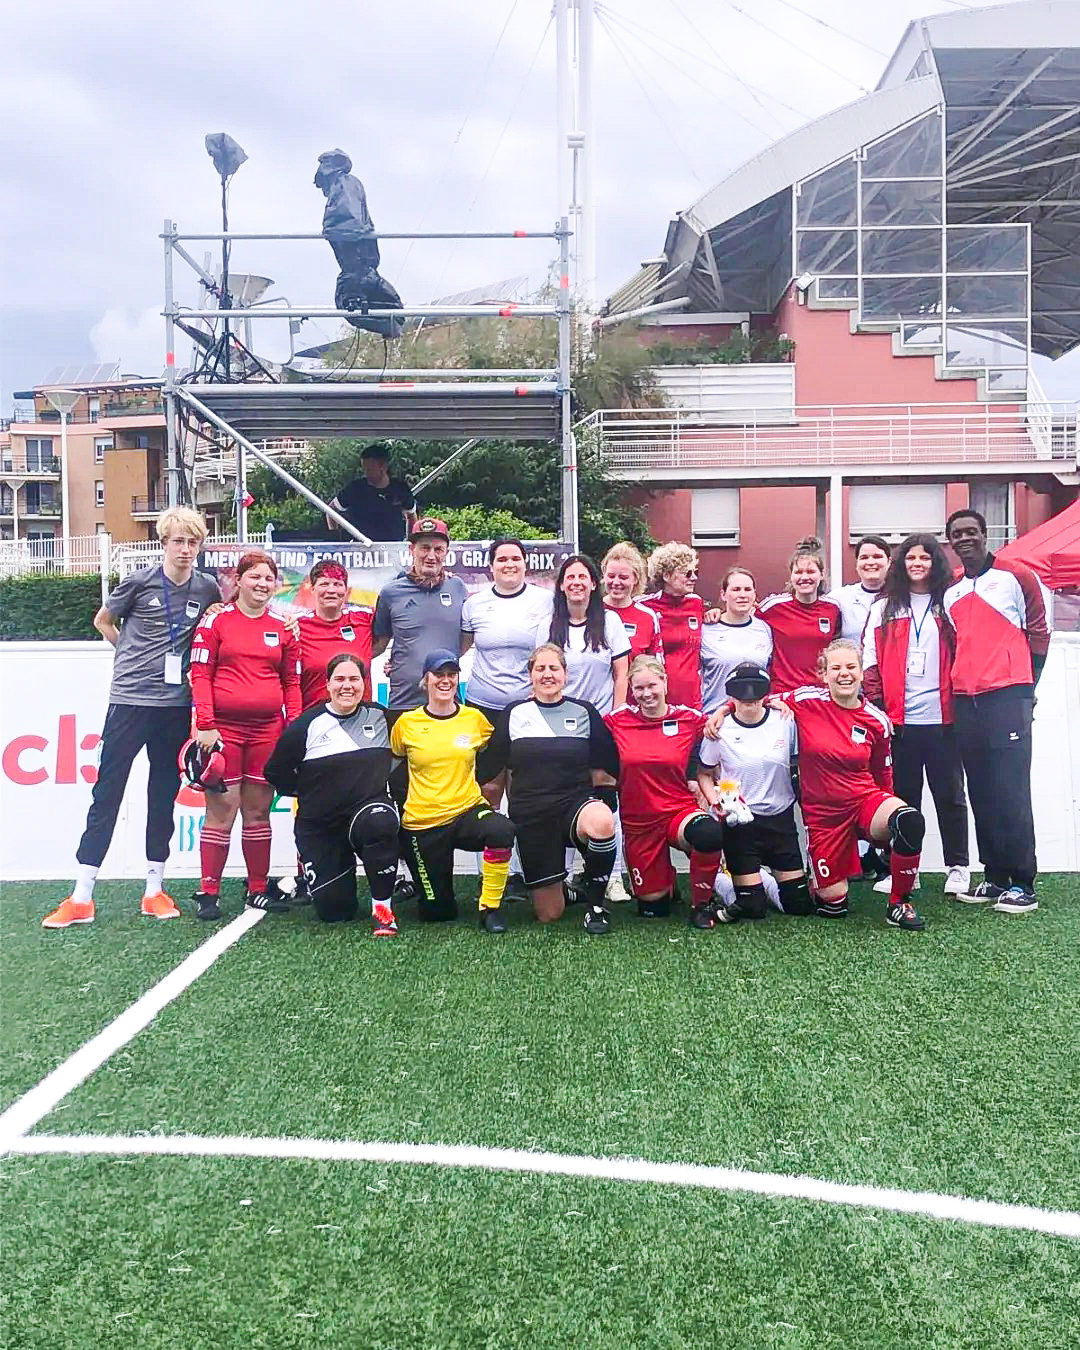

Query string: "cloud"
[[89, 307, 163, 376]]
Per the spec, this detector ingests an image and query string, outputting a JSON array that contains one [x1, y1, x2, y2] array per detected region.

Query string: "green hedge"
[[0, 573, 114, 641]]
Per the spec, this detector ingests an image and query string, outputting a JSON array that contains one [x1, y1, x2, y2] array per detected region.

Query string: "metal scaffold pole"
[[163, 218, 181, 507], [557, 216, 579, 549]]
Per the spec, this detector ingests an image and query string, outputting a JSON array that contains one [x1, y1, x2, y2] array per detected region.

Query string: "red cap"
[[409, 516, 450, 543]]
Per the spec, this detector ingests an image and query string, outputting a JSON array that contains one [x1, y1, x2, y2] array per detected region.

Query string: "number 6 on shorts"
[[815, 858, 831, 880]]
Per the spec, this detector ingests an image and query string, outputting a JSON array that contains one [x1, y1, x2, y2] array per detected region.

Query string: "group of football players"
[[43, 500, 1049, 937]]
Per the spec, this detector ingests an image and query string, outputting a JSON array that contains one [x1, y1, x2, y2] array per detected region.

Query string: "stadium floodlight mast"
[[42, 388, 79, 573]]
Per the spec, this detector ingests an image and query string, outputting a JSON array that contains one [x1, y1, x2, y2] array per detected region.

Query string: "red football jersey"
[[297, 605, 374, 709], [757, 593, 841, 690], [605, 598, 664, 664], [776, 686, 893, 810], [639, 591, 703, 707], [190, 605, 302, 729], [604, 703, 705, 827]]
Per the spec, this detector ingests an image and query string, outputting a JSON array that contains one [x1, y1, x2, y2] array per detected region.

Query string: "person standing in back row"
[[326, 442, 417, 541], [640, 542, 705, 708], [757, 537, 842, 690], [44, 507, 221, 930], [944, 509, 1049, 913], [826, 535, 891, 641]]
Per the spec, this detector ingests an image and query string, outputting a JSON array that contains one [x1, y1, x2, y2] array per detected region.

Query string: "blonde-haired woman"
[[757, 536, 842, 690], [640, 541, 704, 708], [601, 541, 664, 664]]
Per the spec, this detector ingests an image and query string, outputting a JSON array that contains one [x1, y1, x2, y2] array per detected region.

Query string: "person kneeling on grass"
[[604, 656, 727, 927], [484, 643, 621, 936], [263, 654, 400, 935], [695, 661, 812, 924], [390, 649, 516, 933]]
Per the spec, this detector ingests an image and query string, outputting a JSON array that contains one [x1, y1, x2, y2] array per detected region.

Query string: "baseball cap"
[[422, 648, 461, 676], [725, 662, 771, 702], [410, 516, 451, 543]]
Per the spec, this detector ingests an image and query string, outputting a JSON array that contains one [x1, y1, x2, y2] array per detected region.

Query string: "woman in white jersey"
[[696, 662, 812, 923], [461, 535, 554, 806], [699, 567, 773, 713], [862, 533, 969, 898], [538, 554, 631, 716], [825, 534, 892, 641]]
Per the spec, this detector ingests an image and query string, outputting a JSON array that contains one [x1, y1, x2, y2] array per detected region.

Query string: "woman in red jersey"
[[296, 559, 375, 709], [759, 639, 927, 931], [757, 537, 842, 690], [604, 656, 726, 925], [189, 551, 302, 918], [862, 533, 969, 899], [640, 541, 704, 708], [601, 541, 664, 664]]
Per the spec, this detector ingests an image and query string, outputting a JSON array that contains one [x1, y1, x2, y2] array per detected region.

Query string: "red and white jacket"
[[943, 556, 1049, 697], [861, 599, 955, 726]]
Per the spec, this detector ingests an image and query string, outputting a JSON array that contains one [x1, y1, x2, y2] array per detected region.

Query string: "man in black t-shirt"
[[327, 442, 417, 542]]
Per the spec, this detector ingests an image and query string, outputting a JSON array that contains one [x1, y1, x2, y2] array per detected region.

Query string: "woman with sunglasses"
[[862, 533, 970, 899], [640, 542, 705, 709]]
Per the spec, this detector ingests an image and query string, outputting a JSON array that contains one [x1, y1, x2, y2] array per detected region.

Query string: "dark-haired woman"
[[189, 551, 301, 917], [296, 559, 374, 709], [862, 533, 970, 898], [265, 654, 400, 934], [826, 534, 891, 642], [538, 554, 631, 716], [758, 537, 842, 690]]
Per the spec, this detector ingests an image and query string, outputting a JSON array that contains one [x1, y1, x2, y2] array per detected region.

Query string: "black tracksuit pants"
[[76, 704, 191, 868], [891, 724, 969, 869], [953, 687, 1036, 889]]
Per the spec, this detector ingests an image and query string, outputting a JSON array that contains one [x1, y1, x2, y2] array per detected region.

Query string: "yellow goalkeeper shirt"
[[390, 704, 493, 830]]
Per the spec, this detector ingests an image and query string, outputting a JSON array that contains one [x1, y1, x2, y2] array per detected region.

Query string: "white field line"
[[0, 908, 264, 1144], [8, 1132, 1080, 1240]]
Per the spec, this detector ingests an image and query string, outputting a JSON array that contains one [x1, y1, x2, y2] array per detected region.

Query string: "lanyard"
[[160, 573, 189, 653], [910, 595, 933, 647]]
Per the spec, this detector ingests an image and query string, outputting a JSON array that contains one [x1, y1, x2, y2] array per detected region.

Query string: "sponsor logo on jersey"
[[340, 626, 355, 641], [818, 616, 832, 633], [263, 631, 280, 647], [662, 719, 678, 736], [851, 725, 868, 744], [147, 596, 162, 608]]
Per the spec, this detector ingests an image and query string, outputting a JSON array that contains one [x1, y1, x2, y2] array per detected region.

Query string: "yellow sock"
[[479, 852, 510, 910]]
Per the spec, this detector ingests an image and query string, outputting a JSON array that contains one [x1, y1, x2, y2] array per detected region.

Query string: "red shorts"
[[622, 806, 703, 897], [218, 720, 282, 786], [804, 787, 893, 888]]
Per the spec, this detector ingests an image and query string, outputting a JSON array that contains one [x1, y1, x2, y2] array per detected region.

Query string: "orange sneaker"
[[42, 897, 95, 929], [141, 891, 181, 920]]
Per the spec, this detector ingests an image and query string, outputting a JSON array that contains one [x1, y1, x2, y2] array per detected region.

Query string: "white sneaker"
[[605, 874, 631, 904], [943, 866, 971, 897], [873, 873, 920, 894]]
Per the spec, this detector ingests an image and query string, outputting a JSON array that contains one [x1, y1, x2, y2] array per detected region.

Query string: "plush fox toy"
[[716, 779, 754, 826]]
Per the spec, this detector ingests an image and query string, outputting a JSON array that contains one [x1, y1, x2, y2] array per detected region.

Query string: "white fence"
[[0, 534, 105, 579]]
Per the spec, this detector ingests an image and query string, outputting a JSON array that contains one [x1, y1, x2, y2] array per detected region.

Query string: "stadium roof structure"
[[610, 0, 1080, 362]]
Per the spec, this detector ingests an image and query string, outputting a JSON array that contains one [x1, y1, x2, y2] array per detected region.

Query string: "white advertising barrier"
[[1, 637, 1078, 880]]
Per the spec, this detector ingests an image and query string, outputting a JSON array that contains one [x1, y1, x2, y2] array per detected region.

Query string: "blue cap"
[[422, 648, 461, 676]]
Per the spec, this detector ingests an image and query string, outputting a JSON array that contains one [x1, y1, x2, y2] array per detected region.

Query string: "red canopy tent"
[[997, 499, 1080, 589]]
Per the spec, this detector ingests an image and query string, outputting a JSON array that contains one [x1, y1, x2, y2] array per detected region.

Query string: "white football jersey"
[[698, 708, 796, 816], [462, 583, 554, 709]]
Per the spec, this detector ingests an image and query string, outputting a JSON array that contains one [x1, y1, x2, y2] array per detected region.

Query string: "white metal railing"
[[582, 399, 1080, 472], [0, 534, 104, 578], [111, 531, 268, 579]]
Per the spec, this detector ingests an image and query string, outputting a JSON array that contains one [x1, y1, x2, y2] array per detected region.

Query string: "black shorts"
[[514, 793, 598, 889], [722, 804, 803, 878], [295, 818, 358, 923], [403, 803, 516, 922]]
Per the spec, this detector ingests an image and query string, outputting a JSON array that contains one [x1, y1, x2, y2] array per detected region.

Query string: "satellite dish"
[[224, 274, 274, 307]]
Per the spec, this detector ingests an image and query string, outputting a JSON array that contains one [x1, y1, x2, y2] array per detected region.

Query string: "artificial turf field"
[[2, 876, 1079, 1349]]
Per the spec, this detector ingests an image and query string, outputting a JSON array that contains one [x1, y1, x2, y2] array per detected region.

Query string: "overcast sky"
[[1, 0, 1076, 406]]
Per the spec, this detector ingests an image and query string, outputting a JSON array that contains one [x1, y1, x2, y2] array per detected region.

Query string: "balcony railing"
[[0, 456, 61, 476], [24, 501, 62, 516], [104, 400, 165, 419], [582, 399, 1080, 473], [132, 492, 166, 515]]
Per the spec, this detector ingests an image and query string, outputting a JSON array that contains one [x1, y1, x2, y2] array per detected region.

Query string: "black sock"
[[581, 834, 616, 887], [361, 838, 398, 905]]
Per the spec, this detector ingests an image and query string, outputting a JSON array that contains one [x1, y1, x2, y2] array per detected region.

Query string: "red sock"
[[199, 827, 231, 895], [689, 852, 723, 908], [889, 850, 921, 902], [241, 823, 272, 893]]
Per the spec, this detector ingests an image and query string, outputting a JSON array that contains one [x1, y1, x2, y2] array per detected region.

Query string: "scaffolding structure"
[[162, 219, 577, 546]]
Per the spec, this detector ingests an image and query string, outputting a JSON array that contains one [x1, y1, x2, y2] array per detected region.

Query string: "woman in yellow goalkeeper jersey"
[[389, 648, 516, 933]]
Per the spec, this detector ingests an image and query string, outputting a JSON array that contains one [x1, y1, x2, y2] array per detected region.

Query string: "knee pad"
[[482, 812, 516, 851], [733, 883, 768, 921], [888, 805, 925, 856], [348, 800, 400, 851], [777, 876, 813, 916], [683, 813, 724, 854]]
